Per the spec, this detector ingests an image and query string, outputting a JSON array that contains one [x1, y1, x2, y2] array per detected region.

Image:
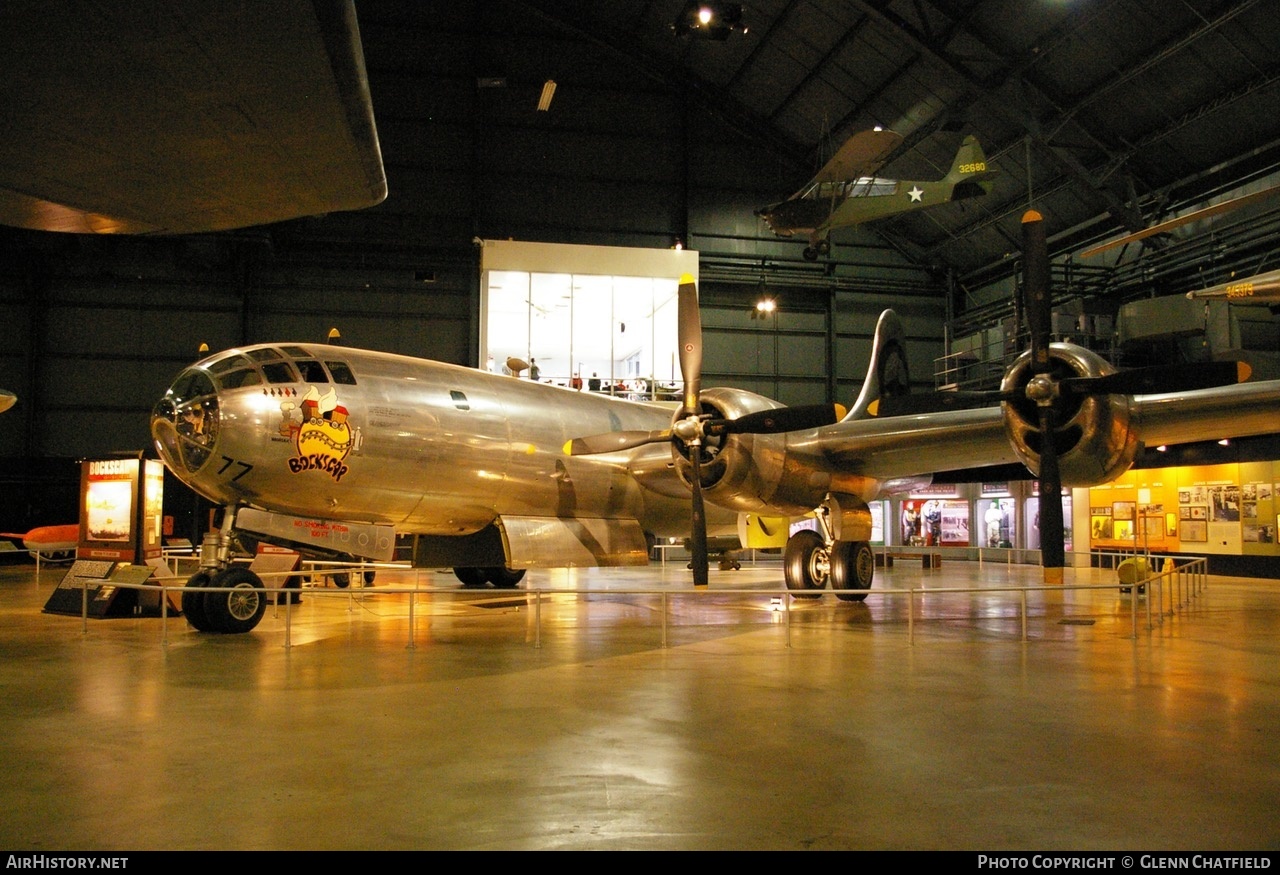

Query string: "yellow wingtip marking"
[[561, 440, 574, 456], [867, 400, 880, 417], [1238, 361, 1253, 382], [679, 272, 695, 285]]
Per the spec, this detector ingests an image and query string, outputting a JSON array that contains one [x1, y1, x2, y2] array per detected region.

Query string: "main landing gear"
[[783, 502, 874, 602], [453, 566, 527, 588]]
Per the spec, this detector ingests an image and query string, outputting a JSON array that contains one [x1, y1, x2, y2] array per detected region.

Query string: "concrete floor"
[[1, 554, 1278, 851]]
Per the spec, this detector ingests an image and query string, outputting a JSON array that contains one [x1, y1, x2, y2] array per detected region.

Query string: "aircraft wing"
[[788, 378, 1280, 488], [0, 0, 386, 234], [804, 129, 904, 188], [1186, 268, 1280, 304], [793, 406, 1021, 483]]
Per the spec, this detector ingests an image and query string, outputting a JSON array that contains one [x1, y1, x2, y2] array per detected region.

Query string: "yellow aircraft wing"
[[804, 129, 904, 188]]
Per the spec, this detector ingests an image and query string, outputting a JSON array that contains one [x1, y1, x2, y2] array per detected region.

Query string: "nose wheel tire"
[[830, 540, 874, 602], [181, 571, 216, 631], [202, 567, 267, 634], [784, 529, 828, 598]]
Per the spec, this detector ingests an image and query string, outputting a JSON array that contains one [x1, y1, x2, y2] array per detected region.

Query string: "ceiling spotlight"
[[1218, 438, 1231, 446], [672, 2, 746, 40], [751, 297, 777, 319]]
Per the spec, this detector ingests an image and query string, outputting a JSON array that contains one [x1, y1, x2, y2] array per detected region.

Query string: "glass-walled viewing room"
[[478, 239, 699, 399]]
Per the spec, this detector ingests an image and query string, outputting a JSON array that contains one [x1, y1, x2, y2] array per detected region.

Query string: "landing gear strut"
[[782, 498, 874, 601], [181, 506, 268, 634]]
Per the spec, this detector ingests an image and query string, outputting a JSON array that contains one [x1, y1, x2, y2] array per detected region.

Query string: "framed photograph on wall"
[[1113, 501, 1135, 521], [1180, 520, 1207, 542]]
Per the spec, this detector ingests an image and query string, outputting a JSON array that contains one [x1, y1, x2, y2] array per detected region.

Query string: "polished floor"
[[1, 552, 1278, 851]]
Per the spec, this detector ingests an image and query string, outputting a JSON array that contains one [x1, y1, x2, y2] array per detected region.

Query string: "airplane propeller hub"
[[1025, 374, 1058, 405]]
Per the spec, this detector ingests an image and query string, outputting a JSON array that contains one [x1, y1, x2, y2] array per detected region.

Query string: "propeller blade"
[[677, 274, 702, 416], [675, 273, 711, 588], [711, 403, 844, 436], [1022, 209, 1064, 583], [563, 429, 672, 456], [688, 447, 709, 589], [1061, 360, 1250, 397], [1022, 209, 1053, 375]]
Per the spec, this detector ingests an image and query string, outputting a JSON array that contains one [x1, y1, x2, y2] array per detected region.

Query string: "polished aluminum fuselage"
[[155, 344, 736, 540]]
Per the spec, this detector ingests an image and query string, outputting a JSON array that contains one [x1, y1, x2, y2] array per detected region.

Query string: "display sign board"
[[78, 456, 165, 563], [43, 561, 163, 618]]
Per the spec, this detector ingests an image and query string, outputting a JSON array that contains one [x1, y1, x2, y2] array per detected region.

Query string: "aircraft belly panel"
[[500, 515, 650, 568]]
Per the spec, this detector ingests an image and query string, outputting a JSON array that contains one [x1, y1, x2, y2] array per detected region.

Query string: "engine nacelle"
[[670, 387, 815, 516], [1001, 344, 1140, 486]]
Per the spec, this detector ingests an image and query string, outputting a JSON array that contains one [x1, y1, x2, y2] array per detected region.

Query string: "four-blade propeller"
[[564, 274, 842, 587]]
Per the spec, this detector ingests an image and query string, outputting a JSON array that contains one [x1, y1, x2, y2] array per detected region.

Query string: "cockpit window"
[[326, 361, 357, 385], [168, 370, 216, 405], [152, 367, 220, 476], [280, 346, 312, 358], [218, 368, 262, 389], [294, 360, 329, 383], [247, 348, 284, 363], [207, 354, 251, 376], [261, 361, 299, 384]]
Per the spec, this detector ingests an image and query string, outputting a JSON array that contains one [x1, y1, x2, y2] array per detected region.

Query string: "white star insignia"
[[908, 186, 924, 203]]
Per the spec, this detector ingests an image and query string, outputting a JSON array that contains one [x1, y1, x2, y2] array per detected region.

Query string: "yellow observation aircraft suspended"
[[755, 129, 996, 261]]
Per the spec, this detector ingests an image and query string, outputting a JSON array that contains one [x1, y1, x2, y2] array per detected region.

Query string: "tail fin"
[[947, 136, 988, 179], [846, 310, 911, 421], [946, 135, 995, 200]]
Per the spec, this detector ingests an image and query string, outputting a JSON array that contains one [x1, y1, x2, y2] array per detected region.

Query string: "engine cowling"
[[1001, 344, 1140, 486], [669, 387, 815, 516]]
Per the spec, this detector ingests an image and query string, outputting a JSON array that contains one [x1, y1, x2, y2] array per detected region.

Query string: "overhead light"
[[751, 297, 776, 319], [672, 2, 746, 40], [537, 80, 556, 112], [1218, 438, 1231, 446]]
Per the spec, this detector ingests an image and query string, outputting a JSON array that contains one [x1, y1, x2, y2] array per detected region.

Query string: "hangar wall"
[[0, 2, 947, 533]]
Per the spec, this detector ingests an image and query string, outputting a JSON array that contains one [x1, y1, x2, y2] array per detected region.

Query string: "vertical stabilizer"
[[846, 310, 911, 420]]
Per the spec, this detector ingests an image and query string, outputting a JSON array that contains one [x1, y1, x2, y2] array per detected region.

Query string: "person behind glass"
[[588, 372, 601, 391], [570, 373, 583, 390], [529, 358, 540, 381]]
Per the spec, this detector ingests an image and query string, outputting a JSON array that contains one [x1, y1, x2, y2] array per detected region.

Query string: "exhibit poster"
[[86, 464, 135, 542]]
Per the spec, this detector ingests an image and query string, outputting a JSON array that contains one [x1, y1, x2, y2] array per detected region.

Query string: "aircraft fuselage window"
[[449, 390, 470, 411], [261, 362, 299, 384], [293, 359, 330, 383], [326, 362, 357, 385]]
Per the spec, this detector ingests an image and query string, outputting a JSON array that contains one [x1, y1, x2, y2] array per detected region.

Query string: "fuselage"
[[151, 343, 731, 541]]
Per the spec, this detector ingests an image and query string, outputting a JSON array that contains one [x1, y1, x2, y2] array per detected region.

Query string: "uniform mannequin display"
[[985, 500, 1004, 547]]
